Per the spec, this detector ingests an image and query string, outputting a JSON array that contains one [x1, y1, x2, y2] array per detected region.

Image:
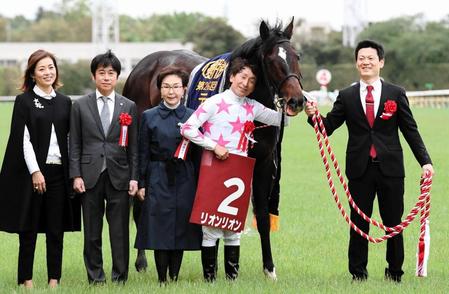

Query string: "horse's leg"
[[252, 155, 276, 276], [268, 123, 284, 226], [133, 193, 148, 272]]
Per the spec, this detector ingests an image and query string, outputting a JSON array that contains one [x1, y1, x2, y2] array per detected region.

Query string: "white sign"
[[316, 69, 332, 86]]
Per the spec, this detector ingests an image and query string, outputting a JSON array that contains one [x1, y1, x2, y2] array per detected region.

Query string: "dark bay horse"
[[123, 19, 304, 278]]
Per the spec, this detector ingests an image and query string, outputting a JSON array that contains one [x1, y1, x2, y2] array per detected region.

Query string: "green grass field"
[[0, 102, 448, 293]]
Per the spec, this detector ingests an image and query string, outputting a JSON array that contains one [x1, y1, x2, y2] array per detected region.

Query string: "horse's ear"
[[284, 17, 294, 40], [259, 20, 270, 41]]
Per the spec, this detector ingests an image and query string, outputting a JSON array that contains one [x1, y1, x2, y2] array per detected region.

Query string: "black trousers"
[[18, 164, 65, 284], [348, 161, 405, 277], [81, 170, 130, 283]]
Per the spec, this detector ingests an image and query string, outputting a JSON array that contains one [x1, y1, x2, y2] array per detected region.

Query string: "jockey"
[[181, 57, 282, 281]]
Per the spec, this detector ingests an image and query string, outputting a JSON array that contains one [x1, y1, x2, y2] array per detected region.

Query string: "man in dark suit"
[[69, 50, 138, 284], [305, 40, 434, 282]]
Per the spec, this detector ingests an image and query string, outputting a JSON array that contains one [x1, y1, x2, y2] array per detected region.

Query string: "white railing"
[[0, 95, 81, 102], [407, 90, 449, 108], [0, 96, 15, 102], [304, 89, 449, 108], [2, 90, 449, 108]]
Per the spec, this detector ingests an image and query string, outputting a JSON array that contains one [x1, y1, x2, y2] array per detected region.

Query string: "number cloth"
[[189, 151, 255, 232]]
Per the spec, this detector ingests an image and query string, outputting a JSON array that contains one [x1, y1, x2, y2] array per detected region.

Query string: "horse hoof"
[[263, 267, 277, 281]]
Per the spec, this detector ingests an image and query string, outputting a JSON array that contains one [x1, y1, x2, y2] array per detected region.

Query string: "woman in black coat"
[[0, 50, 81, 288], [135, 66, 202, 283]]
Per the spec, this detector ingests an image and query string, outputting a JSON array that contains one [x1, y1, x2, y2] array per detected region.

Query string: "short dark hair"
[[21, 49, 62, 92], [228, 57, 257, 78], [90, 49, 121, 76], [355, 40, 385, 61], [156, 66, 190, 89]]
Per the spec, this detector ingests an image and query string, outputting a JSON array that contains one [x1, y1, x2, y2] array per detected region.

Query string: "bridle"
[[265, 39, 303, 110]]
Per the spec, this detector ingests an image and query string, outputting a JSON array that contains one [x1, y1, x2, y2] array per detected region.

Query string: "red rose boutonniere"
[[380, 100, 397, 120], [118, 112, 132, 147]]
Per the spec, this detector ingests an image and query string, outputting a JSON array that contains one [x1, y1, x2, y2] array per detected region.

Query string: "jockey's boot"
[[214, 240, 220, 274], [201, 246, 217, 282], [224, 245, 240, 280], [135, 249, 148, 272]]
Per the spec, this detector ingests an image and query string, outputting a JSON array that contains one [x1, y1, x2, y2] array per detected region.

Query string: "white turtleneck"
[[163, 100, 181, 109]]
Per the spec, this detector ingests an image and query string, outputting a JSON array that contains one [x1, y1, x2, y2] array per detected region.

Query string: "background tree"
[[185, 17, 245, 57], [0, 66, 22, 96], [120, 12, 207, 42], [358, 15, 449, 90], [1, 1, 449, 94], [58, 60, 93, 95]]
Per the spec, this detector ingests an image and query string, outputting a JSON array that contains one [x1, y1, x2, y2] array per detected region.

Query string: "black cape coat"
[[0, 90, 81, 233], [135, 103, 202, 250]]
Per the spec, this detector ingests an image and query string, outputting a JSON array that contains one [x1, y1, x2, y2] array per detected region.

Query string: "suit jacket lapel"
[[376, 81, 388, 124], [107, 94, 123, 137], [352, 83, 370, 127], [86, 93, 106, 137]]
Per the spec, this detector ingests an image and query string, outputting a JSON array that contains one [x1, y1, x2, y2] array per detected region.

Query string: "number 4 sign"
[[189, 150, 256, 232]]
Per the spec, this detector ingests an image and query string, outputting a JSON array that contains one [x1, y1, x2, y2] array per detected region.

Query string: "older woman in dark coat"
[[0, 50, 81, 288], [135, 66, 202, 283]]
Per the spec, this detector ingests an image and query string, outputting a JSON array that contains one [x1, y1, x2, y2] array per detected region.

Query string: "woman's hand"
[[214, 144, 229, 160], [136, 188, 145, 201], [32, 171, 46, 194]]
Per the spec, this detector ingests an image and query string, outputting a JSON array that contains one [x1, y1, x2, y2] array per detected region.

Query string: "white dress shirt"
[[23, 85, 62, 175], [359, 78, 382, 116], [96, 89, 115, 123]]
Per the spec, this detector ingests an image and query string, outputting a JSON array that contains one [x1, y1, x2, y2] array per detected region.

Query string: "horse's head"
[[259, 19, 304, 116]]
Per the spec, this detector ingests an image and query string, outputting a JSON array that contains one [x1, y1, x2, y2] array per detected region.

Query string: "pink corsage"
[[380, 100, 397, 120], [118, 112, 132, 147]]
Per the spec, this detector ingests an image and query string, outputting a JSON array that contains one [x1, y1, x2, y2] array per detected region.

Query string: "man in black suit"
[[305, 40, 434, 282], [69, 50, 138, 284]]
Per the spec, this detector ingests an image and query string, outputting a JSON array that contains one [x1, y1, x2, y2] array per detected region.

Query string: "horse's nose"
[[287, 96, 303, 111], [288, 98, 298, 109]]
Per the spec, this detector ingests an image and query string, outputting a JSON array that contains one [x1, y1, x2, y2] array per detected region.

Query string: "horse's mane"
[[229, 20, 288, 102], [231, 20, 287, 61]]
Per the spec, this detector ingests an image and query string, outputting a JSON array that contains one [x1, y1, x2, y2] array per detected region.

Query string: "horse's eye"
[[296, 52, 302, 60]]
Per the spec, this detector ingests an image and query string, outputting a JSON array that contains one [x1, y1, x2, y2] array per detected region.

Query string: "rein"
[[310, 106, 432, 277]]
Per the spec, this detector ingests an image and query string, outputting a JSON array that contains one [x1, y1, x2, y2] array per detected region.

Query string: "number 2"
[[217, 177, 245, 216]]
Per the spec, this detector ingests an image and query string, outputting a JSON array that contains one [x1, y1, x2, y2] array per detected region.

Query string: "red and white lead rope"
[[310, 106, 432, 277], [416, 176, 431, 277]]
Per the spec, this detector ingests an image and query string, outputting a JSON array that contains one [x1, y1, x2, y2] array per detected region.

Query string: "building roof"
[[0, 42, 194, 76], [0, 42, 193, 62]]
